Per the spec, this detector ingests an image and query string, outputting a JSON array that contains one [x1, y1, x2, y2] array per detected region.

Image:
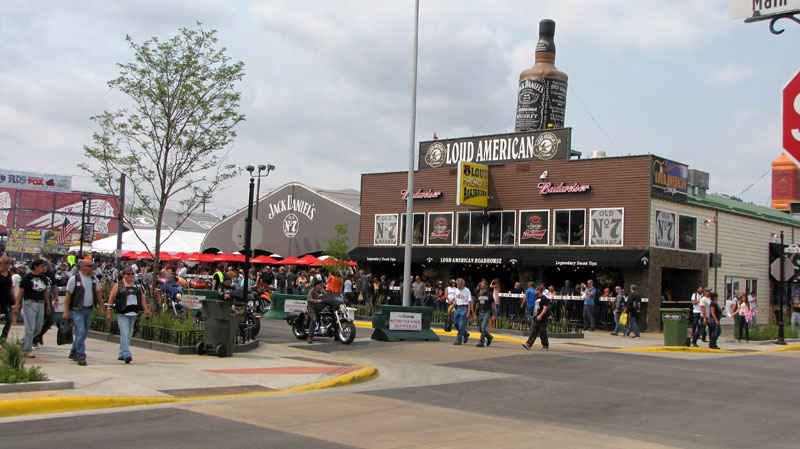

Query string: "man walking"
[[63, 260, 101, 366], [624, 284, 642, 338], [471, 280, 495, 347], [690, 286, 706, 342], [450, 278, 471, 345], [610, 285, 628, 336], [12, 259, 51, 357], [691, 289, 711, 347], [583, 279, 596, 331], [522, 286, 550, 350]]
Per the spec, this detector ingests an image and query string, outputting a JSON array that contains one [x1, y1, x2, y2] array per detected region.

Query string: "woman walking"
[[732, 292, 750, 342], [106, 267, 150, 363]]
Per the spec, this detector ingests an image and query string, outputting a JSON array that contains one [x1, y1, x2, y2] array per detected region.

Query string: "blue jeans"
[[749, 312, 757, 328], [792, 312, 800, 332], [22, 301, 45, 355], [454, 306, 468, 342], [709, 320, 720, 348], [612, 311, 628, 335], [525, 306, 535, 325], [627, 314, 640, 337], [70, 307, 93, 359], [117, 314, 136, 359], [307, 307, 319, 341], [414, 297, 424, 307], [478, 310, 492, 344]]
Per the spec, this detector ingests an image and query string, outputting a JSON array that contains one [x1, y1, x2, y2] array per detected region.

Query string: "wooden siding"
[[651, 198, 800, 310], [359, 155, 652, 249]]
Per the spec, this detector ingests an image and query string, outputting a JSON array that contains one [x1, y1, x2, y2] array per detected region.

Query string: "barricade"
[[371, 305, 440, 341], [264, 293, 308, 319]]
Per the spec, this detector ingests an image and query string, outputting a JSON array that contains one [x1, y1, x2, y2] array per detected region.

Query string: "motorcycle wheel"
[[246, 314, 261, 337], [292, 323, 308, 340], [337, 321, 356, 344]]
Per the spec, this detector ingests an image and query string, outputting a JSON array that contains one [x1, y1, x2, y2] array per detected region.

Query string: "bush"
[[734, 324, 799, 341], [0, 339, 49, 384]]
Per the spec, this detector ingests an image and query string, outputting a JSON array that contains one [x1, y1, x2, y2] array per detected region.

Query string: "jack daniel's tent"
[[201, 182, 360, 258]]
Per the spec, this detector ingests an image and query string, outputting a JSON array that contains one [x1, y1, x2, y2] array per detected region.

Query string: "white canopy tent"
[[71, 230, 206, 254]]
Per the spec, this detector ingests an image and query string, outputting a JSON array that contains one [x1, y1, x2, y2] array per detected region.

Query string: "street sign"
[[730, 0, 800, 19], [232, 218, 263, 248], [770, 256, 795, 280], [784, 69, 800, 163]]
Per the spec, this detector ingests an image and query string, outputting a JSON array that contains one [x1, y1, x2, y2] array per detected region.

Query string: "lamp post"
[[79, 193, 89, 259], [242, 164, 275, 305]]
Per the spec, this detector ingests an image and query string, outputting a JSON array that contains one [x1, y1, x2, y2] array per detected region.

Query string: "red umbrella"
[[183, 252, 203, 261], [252, 255, 278, 264], [133, 251, 154, 260], [159, 252, 176, 261], [198, 253, 217, 263], [277, 256, 302, 265], [298, 254, 322, 266], [172, 252, 190, 260], [121, 251, 139, 259], [214, 253, 245, 263]]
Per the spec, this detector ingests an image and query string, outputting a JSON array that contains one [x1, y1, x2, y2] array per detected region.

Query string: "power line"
[[739, 168, 770, 196], [568, 85, 624, 156]]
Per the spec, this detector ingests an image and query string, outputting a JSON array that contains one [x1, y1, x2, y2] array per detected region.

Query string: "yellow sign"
[[457, 161, 489, 208]]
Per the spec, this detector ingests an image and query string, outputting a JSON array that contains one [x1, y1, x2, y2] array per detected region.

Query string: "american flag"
[[56, 217, 75, 246]]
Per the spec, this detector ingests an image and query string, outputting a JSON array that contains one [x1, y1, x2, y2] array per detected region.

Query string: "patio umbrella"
[[277, 256, 302, 265], [183, 252, 203, 261], [298, 254, 322, 266], [214, 253, 245, 263], [172, 252, 191, 260], [121, 251, 139, 259], [133, 251, 154, 260], [251, 255, 278, 264], [198, 253, 217, 263]]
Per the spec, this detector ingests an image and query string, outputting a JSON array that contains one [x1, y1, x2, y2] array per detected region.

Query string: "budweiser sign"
[[537, 182, 591, 195], [401, 189, 442, 200]]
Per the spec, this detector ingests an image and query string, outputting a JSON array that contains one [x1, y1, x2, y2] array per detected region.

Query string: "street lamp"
[[79, 193, 89, 259], [242, 164, 275, 305], [254, 164, 275, 219]]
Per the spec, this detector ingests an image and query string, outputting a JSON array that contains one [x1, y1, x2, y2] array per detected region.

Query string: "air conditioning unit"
[[709, 252, 722, 268]]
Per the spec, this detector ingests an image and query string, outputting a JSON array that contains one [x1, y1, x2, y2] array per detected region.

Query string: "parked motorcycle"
[[286, 294, 356, 344]]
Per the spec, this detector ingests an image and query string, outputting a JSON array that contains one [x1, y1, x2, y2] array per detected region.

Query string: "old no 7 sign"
[[784, 70, 800, 162]]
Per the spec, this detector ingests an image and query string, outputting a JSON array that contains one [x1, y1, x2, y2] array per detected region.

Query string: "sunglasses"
[[124, 272, 134, 275]]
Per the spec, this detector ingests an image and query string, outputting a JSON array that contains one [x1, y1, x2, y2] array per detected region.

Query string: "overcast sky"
[[1, 0, 797, 217]]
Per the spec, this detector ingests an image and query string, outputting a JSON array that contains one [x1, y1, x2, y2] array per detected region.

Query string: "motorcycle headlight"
[[339, 304, 347, 312]]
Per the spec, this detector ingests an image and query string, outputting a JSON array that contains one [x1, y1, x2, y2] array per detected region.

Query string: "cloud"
[[705, 63, 760, 87]]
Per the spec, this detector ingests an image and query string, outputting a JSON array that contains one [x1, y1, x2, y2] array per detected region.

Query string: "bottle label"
[[515, 77, 567, 132]]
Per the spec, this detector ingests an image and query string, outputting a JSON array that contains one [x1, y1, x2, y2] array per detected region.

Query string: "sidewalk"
[[0, 326, 376, 418]]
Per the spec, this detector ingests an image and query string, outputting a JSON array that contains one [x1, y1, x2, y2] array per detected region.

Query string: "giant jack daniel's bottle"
[[514, 19, 567, 132]]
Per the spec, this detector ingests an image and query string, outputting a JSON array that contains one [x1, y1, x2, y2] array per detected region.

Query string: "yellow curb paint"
[[616, 346, 736, 354], [0, 344, 379, 418], [0, 396, 178, 418], [759, 344, 800, 353]]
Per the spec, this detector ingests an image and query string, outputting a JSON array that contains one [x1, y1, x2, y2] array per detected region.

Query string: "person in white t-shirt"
[[690, 286, 706, 342], [691, 290, 712, 347], [450, 278, 472, 345]]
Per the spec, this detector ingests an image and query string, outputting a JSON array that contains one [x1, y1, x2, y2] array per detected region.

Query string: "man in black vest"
[[63, 260, 101, 366]]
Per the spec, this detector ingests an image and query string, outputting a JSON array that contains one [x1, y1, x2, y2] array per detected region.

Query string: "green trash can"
[[198, 299, 243, 357], [661, 308, 690, 346]]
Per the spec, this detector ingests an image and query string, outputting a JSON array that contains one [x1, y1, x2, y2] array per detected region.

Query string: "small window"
[[487, 211, 516, 246], [554, 209, 585, 246], [678, 215, 697, 251], [400, 213, 425, 245], [457, 211, 484, 245]]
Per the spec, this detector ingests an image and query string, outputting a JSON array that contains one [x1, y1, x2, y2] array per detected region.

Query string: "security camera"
[[540, 170, 548, 181]]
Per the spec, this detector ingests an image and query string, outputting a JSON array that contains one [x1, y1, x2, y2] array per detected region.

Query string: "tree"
[[321, 224, 352, 275], [80, 24, 244, 291]]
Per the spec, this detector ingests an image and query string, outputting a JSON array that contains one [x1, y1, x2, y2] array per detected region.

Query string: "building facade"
[[350, 129, 800, 329]]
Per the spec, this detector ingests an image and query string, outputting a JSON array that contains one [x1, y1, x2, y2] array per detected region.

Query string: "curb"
[[0, 343, 378, 419]]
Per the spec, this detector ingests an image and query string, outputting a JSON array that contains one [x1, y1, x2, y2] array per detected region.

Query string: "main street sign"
[[784, 69, 800, 163], [730, 0, 800, 19]]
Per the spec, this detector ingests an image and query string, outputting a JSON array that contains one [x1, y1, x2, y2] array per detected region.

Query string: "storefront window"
[[400, 213, 425, 245], [487, 211, 515, 246], [678, 215, 697, 251], [457, 211, 484, 245], [725, 277, 757, 304], [554, 209, 585, 246]]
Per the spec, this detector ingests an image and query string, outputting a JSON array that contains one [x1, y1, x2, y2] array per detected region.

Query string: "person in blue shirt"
[[519, 281, 537, 327], [583, 279, 596, 331]]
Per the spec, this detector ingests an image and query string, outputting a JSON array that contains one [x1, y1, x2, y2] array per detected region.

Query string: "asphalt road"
[[1, 319, 798, 448]]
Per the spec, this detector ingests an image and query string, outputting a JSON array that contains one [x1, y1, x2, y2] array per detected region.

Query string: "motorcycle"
[[286, 294, 356, 344]]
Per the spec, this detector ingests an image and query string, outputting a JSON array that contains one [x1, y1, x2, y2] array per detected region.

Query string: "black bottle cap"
[[536, 19, 556, 53]]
